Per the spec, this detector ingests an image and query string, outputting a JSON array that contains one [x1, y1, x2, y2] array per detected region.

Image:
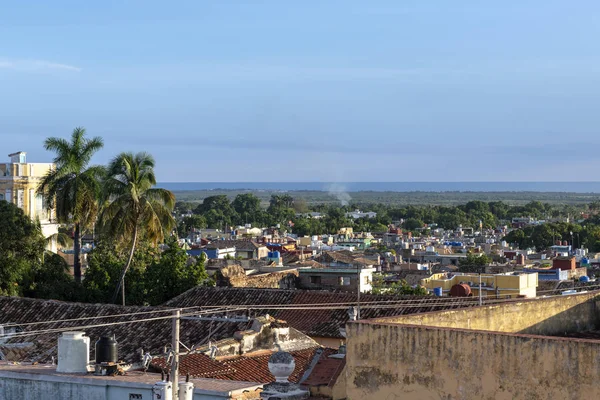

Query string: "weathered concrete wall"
[[0, 377, 140, 400], [346, 321, 600, 400], [0, 373, 237, 400], [369, 291, 600, 335], [217, 264, 298, 289]]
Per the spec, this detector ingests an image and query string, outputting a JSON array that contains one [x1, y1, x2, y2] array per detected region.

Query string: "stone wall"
[[345, 320, 600, 400], [216, 264, 298, 289]]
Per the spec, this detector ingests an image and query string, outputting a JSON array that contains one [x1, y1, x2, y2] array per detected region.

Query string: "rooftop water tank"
[[579, 276, 590, 283], [273, 251, 281, 259], [95, 335, 118, 364], [450, 283, 472, 297], [57, 331, 90, 373], [153, 380, 173, 400]]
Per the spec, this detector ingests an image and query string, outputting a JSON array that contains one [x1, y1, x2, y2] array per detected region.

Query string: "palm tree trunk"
[[74, 223, 82, 284], [111, 225, 139, 305]]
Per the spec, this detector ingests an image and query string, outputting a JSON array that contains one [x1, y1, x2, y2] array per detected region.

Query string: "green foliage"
[[0, 201, 46, 296], [98, 152, 176, 304], [503, 222, 583, 251], [267, 195, 296, 227], [458, 253, 492, 272], [174, 201, 197, 214], [404, 218, 424, 231], [145, 238, 212, 305], [82, 238, 212, 306], [371, 274, 429, 296], [37, 127, 104, 283], [232, 193, 263, 225], [177, 215, 207, 237], [194, 195, 238, 228], [25, 254, 81, 301]]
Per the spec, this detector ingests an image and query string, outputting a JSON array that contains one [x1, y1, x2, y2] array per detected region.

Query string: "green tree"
[[232, 193, 263, 225], [99, 152, 176, 305], [177, 215, 207, 237], [458, 253, 491, 272], [267, 195, 296, 226], [37, 127, 104, 283], [0, 201, 46, 295], [371, 274, 428, 296], [194, 195, 237, 228], [144, 238, 212, 305], [25, 253, 79, 301], [83, 240, 156, 305], [404, 218, 424, 231]]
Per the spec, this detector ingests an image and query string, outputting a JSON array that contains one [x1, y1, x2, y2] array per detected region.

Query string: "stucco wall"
[[0, 373, 240, 400], [345, 321, 600, 400], [0, 377, 144, 400], [368, 291, 600, 335]]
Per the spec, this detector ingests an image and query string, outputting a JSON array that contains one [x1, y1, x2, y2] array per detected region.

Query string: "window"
[[17, 190, 24, 209], [0, 194, 3, 201], [364, 276, 370, 285], [339, 276, 351, 286], [309, 276, 321, 284], [129, 395, 143, 400]]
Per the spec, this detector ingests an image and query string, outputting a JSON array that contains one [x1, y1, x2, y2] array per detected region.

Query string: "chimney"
[[57, 331, 90, 373]]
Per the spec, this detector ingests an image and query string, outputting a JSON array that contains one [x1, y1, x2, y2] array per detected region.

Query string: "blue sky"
[[1, 1, 600, 182]]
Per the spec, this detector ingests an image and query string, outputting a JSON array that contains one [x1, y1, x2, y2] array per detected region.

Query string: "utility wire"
[[3, 287, 597, 337]]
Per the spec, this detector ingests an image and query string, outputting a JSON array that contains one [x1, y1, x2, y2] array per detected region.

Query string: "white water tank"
[[153, 381, 173, 400], [57, 331, 90, 373], [179, 381, 194, 400]]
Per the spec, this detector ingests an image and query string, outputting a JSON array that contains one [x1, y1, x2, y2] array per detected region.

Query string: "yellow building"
[[297, 236, 312, 247], [421, 271, 538, 298], [0, 151, 59, 251]]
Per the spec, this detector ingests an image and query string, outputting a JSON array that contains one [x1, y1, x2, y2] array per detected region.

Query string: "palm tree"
[[99, 152, 175, 305], [37, 127, 104, 284]]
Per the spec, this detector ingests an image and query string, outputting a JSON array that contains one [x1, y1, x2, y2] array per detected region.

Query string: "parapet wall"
[[368, 291, 600, 335], [346, 321, 600, 400]]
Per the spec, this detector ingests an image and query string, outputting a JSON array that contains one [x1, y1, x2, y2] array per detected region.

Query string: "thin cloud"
[[0, 59, 81, 72]]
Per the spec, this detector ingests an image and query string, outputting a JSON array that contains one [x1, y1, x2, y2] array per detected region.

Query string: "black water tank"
[[95, 336, 118, 364]]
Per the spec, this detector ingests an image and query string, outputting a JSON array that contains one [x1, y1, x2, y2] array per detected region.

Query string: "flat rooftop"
[[0, 363, 262, 395]]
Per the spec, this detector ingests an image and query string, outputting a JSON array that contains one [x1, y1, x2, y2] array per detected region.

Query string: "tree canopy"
[[98, 152, 176, 305], [37, 127, 104, 283], [0, 201, 45, 295]]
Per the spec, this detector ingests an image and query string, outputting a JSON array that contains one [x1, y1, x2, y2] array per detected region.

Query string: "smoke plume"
[[327, 183, 352, 206]]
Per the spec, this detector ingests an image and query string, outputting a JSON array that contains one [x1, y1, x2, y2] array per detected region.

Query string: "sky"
[[1, 0, 600, 182]]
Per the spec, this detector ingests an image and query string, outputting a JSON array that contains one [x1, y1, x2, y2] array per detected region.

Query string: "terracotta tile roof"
[[207, 240, 264, 251], [302, 350, 345, 388], [165, 287, 475, 338], [0, 296, 252, 364], [151, 347, 320, 383], [152, 353, 236, 378], [294, 260, 325, 269], [352, 257, 376, 266], [315, 252, 356, 265]]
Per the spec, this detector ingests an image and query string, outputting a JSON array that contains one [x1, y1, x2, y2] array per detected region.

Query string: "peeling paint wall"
[[368, 292, 600, 335], [345, 322, 600, 400]]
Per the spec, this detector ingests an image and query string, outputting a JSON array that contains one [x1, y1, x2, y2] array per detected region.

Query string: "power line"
[[3, 287, 598, 338], [1, 304, 235, 329], [4, 308, 246, 340]]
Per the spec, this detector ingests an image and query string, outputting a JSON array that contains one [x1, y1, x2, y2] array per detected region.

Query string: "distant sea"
[[157, 182, 600, 193]]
